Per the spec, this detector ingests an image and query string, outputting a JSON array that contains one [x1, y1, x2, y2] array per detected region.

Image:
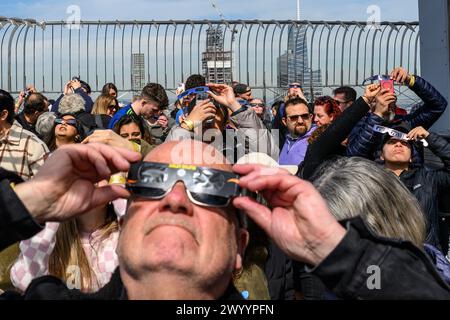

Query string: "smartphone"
[[380, 78, 394, 94], [196, 92, 215, 125]]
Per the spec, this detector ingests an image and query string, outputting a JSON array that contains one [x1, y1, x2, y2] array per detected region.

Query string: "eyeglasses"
[[126, 162, 244, 208], [287, 113, 310, 122], [55, 118, 77, 127], [249, 103, 265, 108], [289, 84, 302, 89]]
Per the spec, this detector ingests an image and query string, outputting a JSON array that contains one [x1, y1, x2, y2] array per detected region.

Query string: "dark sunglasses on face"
[[250, 103, 265, 108], [287, 113, 310, 122], [289, 84, 302, 89], [108, 105, 118, 111], [127, 162, 244, 208], [55, 118, 77, 127]]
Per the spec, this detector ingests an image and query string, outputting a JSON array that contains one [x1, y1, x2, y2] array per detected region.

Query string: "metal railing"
[[0, 18, 420, 102]]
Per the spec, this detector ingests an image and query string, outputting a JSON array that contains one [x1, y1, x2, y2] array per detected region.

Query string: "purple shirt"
[[279, 126, 317, 166]]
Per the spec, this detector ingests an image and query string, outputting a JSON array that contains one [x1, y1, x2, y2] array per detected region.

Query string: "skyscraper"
[[131, 53, 145, 92], [277, 26, 323, 101], [202, 27, 233, 84]]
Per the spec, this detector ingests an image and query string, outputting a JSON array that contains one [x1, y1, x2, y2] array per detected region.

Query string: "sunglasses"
[[373, 125, 429, 147], [287, 113, 310, 122], [250, 103, 265, 108], [108, 105, 118, 111], [289, 84, 302, 89], [126, 162, 244, 208], [55, 118, 77, 127]]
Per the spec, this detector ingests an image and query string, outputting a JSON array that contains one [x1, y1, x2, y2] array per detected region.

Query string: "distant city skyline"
[[0, 0, 418, 22]]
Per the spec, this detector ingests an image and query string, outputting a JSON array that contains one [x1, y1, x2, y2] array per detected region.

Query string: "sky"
[[0, 0, 419, 22]]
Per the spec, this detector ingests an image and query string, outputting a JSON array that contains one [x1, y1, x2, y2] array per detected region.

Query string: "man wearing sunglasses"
[[279, 97, 316, 166], [117, 140, 249, 299]]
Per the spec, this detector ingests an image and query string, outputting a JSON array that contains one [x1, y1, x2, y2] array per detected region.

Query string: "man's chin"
[[294, 128, 307, 137]]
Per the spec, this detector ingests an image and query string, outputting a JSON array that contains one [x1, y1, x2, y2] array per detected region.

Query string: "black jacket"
[[265, 241, 295, 300], [0, 169, 43, 251], [2, 267, 243, 300], [299, 96, 370, 181], [398, 132, 450, 247], [310, 217, 450, 299]]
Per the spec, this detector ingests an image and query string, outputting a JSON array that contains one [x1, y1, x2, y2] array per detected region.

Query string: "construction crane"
[[210, 0, 226, 20]]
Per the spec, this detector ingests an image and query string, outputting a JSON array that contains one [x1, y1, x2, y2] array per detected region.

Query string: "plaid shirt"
[[10, 222, 119, 292], [0, 121, 49, 180]]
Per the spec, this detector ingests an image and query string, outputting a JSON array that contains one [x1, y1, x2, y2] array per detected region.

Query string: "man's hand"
[[232, 164, 346, 266], [390, 67, 411, 85], [207, 83, 241, 112], [407, 126, 430, 140], [82, 129, 135, 151], [14, 143, 141, 224], [184, 99, 217, 125], [373, 89, 396, 118]]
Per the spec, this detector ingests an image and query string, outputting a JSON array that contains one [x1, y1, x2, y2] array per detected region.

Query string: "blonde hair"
[[313, 157, 426, 247], [48, 208, 118, 292], [92, 94, 117, 115]]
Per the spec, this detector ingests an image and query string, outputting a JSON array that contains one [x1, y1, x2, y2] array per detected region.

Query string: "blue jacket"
[[347, 76, 448, 166], [108, 104, 135, 129], [51, 88, 94, 114]]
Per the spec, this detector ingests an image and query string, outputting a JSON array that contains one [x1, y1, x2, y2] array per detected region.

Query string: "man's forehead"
[[144, 141, 232, 172], [286, 103, 309, 114]]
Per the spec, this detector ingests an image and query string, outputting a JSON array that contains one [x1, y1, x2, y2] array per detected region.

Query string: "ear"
[[282, 117, 287, 127], [234, 228, 249, 271], [380, 153, 385, 161], [0, 110, 9, 121]]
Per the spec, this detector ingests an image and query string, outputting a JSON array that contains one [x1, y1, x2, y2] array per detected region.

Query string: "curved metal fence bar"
[[0, 18, 420, 102]]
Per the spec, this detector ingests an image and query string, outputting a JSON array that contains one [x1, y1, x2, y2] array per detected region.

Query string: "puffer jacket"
[[347, 76, 447, 166], [398, 132, 450, 248]]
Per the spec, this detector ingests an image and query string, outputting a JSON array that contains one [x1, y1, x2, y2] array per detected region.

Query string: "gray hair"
[[35, 111, 57, 143], [312, 157, 426, 247], [58, 93, 85, 115]]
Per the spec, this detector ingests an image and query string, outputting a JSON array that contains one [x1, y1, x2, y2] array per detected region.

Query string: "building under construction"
[[202, 27, 233, 84]]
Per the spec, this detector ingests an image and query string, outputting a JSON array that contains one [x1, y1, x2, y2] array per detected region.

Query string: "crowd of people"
[[0, 65, 450, 300]]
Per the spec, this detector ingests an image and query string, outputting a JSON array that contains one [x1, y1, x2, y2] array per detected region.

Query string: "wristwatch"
[[182, 119, 195, 131]]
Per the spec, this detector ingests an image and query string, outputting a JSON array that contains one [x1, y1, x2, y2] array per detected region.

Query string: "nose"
[[158, 182, 194, 216]]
